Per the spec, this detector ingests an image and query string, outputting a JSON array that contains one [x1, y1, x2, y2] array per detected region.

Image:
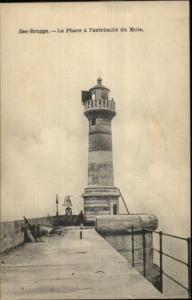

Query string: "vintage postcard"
[[0, 2, 190, 299]]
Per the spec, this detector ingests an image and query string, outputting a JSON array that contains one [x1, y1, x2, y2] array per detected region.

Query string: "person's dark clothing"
[[78, 211, 84, 225]]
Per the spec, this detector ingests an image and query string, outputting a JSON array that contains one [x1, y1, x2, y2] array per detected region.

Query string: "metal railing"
[[130, 226, 191, 298], [84, 98, 115, 111]]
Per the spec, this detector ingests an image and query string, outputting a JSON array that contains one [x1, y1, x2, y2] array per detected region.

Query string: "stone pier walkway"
[[0, 227, 163, 299]]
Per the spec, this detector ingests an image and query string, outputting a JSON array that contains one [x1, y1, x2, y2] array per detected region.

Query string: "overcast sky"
[[1, 2, 190, 238]]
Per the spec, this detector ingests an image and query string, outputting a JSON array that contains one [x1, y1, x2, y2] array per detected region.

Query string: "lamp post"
[[55, 194, 59, 226], [56, 194, 59, 216]]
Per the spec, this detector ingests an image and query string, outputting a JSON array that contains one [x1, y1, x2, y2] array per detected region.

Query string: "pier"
[[1, 227, 163, 299]]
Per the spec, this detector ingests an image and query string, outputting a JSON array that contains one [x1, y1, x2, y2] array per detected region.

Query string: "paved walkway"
[[1, 227, 163, 299]]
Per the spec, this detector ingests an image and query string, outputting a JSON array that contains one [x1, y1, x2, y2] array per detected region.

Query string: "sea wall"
[[96, 214, 160, 289], [104, 231, 153, 268], [0, 216, 53, 254], [0, 215, 81, 254], [29, 216, 55, 227], [96, 214, 157, 269], [0, 220, 25, 254], [96, 214, 158, 234]]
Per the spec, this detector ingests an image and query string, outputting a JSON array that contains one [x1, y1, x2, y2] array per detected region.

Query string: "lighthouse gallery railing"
[[84, 98, 115, 110]]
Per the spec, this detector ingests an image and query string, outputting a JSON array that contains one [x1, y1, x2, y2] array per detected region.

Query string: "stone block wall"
[[0, 216, 55, 254], [29, 216, 55, 227], [96, 214, 160, 289], [0, 220, 25, 254], [95, 214, 158, 270], [101, 232, 159, 288], [0, 217, 54, 254], [104, 232, 153, 268], [0, 215, 81, 254], [96, 214, 158, 234]]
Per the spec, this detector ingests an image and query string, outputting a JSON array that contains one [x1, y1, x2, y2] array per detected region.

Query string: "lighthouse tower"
[[81, 77, 120, 224]]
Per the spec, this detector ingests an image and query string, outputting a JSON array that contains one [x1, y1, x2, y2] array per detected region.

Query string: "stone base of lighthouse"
[[82, 186, 120, 224]]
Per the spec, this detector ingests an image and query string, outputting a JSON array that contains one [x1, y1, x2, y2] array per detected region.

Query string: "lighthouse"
[[81, 77, 120, 224]]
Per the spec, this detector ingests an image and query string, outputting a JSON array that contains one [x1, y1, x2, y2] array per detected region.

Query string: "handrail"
[[151, 247, 188, 266], [148, 261, 188, 291], [145, 228, 159, 234], [162, 270, 188, 291], [161, 232, 188, 241], [163, 251, 188, 266], [130, 226, 191, 298], [145, 228, 188, 241]]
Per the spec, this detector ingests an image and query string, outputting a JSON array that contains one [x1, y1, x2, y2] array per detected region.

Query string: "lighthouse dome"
[[89, 77, 110, 93]]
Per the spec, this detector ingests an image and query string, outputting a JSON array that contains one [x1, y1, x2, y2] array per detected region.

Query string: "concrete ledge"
[[96, 214, 158, 235], [0, 220, 25, 254], [0, 216, 54, 254]]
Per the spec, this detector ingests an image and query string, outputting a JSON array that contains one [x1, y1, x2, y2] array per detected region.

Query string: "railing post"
[[159, 231, 163, 293], [187, 237, 191, 298], [131, 225, 135, 267], [142, 228, 146, 277]]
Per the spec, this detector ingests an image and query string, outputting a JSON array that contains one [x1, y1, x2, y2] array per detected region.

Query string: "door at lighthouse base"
[[113, 204, 117, 215]]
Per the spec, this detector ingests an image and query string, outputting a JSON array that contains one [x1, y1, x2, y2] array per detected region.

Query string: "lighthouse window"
[[91, 118, 96, 126]]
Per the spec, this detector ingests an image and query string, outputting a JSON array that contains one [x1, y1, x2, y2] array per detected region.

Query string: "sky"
[[1, 2, 190, 239]]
